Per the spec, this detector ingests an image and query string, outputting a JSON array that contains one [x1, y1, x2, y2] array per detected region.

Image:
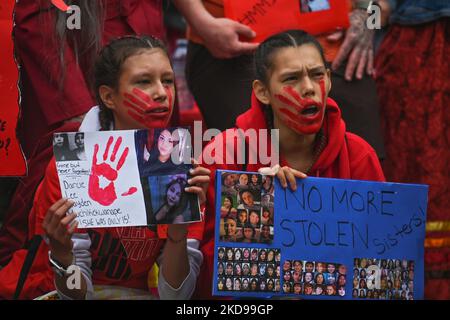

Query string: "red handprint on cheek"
[[88, 136, 136, 206]]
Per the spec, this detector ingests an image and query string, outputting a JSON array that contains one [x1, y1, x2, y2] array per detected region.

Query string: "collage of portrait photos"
[[352, 258, 415, 300], [135, 128, 200, 225], [217, 247, 281, 293], [219, 172, 275, 244], [281, 260, 347, 297]]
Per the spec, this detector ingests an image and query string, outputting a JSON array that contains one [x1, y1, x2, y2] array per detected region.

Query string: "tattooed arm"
[[331, 2, 375, 81]]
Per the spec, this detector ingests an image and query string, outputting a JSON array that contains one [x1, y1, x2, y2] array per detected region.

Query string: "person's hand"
[[186, 159, 210, 205], [259, 164, 307, 191], [332, 9, 374, 81], [196, 18, 259, 59], [42, 198, 78, 266]]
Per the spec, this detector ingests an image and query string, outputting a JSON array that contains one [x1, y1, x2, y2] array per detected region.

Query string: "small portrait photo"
[[221, 172, 238, 196], [292, 260, 303, 273], [234, 263, 242, 276], [337, 273, 347, 287], [260, 225, 274, 244], [292, 270, 302, 283], [250, 262, 259, 277], [249, 278, 259, 291], [134, 128, 191, 177], [283, 260, 292, 272], [220, 217, 238, 242], [236, 208, 248, 226], [242, 262, 250, 276], [217, 277, 225, 291], [234, 248, 242, 261], [338, 264, 347, 275], [53, 132, 76, 161], [326, 263, 336, 274], [315, 262, 325, 273], [259, 263, 267, 277], [338, 286, 346, 297], [282, 281, 292, 294], [225, 262, 234, 276], [261, 175, 275, 196], [221, 195, 238, 220], [303, 283, 314, 295], [261, 193, 274, 209], [225, 247, 234, 262], [259, 278, 267, 291], [325, 284, 336, 296], [145, 174, 200, 224], [259, 249, 267, 262], [248, 173, 262, 194], [293, 282, 303, 295], [224, 277, 233, 291], [237, 190, 260, 211], [283, 269, 292, 282], [217, 262, 225, 276], [250, 248, 259, 262], [315, 272, 325, 286], [71, 132, 86, 161], [241, 278, 250, 291], [274, 249, 281, 263], [247, 209, 261, 228], [303, 272, 314, 284], [266, 249, 276, 263], [266, 264, 275, 278], [304, 261, 315, 273], [275, 279, 281, 292], [217, 247, 225, 261], [233, 278, 242, 291], [242, 248, 251, 261], [324, 271, 337, 285], [267, 278, 275, 292], [261, 207, 274, 226], [300, 0, 331, 13], [235, 173, 250, 193], [239, 224, 258, 243], [314, 284, 325, 295]]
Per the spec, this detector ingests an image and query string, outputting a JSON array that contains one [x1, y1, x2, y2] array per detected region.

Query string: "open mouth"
[[300, 105, 320, 116], [145, 106, 169, 114]]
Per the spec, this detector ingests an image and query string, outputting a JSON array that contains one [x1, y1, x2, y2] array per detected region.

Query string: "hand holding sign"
[[42, 198, 78, 266], [88, 136, 135, 206]]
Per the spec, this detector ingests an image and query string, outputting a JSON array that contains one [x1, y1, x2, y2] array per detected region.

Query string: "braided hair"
[[253, 30, 328, 129], [93, 35, 170, 131]]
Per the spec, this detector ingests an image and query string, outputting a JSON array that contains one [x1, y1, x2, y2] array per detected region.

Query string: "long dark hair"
[[164, 177, 188, 221], [54, 0, 104, 90], [253, 29, 327, 129], [93, 35, 170, 131]]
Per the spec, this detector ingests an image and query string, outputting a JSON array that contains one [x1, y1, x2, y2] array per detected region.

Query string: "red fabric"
[[193, 92, 385, 299], [0, 122, 80, 267], [375, 20, 450, 299], [15, 0, 164, 157]]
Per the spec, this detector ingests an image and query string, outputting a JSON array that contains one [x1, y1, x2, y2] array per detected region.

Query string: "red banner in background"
[[0, 1, 27, 176], [224, 0, 350, 43]]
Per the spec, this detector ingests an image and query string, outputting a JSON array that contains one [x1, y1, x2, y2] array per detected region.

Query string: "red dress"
[[375, 19, 450, 299]]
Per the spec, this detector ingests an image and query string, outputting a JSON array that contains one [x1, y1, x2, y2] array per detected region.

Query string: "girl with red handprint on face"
[[29, 36, 210, 300]]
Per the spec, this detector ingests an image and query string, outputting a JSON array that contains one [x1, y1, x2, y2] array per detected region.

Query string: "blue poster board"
[[213, 170, 428, 300]]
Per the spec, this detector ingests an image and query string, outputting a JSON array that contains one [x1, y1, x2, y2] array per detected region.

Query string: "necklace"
[[304, 129, 327, 175]]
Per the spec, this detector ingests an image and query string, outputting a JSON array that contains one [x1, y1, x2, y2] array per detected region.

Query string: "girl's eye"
[[312, 72, 325, 79], [137, 79, 151, 84], [163, 78, 174, 85], [283, 76, 297, 82]]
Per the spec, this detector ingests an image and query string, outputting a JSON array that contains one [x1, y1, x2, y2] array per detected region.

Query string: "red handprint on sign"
[[88, 136, 136, 206]]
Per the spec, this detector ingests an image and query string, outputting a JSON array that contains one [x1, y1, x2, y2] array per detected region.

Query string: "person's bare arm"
[[172, 0, 259, 58]]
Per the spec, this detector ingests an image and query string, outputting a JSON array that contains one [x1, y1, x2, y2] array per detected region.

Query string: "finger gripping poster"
[[53, 129, 200, 228], [213, 170, 428, 299]]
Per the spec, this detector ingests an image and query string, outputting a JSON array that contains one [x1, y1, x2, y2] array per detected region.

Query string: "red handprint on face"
[[88, 136, 136, 206]]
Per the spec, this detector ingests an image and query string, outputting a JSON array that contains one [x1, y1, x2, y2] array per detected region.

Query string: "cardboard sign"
[[0, 1, 27, 176], [53, 129, 200, 228], [213, 170, 428, 299], [223, 0, 350, 43]]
